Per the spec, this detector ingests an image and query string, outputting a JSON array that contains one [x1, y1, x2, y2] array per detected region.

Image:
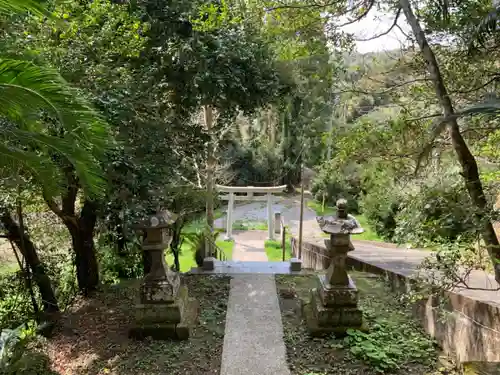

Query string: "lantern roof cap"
[[316, 199, 364, 235], [134, 210, 177, 229], [316, 215, 364, 234]]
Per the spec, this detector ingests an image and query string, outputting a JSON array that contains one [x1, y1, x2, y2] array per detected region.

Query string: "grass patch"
[[265, 236, 292, 261], [166, 239, 234, 273], [307, 200, 383, 242], [233, 219, 267, 231], [46, 275, 231, 375], [217, 239, 234, 261], [0, 242, 18, 275], [0, 262, 18, 276], [307, 199, 336, 216], [275, 272, 452, 375], [183, 208, 225, 232], [355, 214, 382, 242]]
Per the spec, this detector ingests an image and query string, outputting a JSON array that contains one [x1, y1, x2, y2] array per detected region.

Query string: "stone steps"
[[188, 260, 304, 275]]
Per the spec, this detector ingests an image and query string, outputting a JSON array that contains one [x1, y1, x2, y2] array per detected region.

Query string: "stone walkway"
[[219, 232, 291, 375]]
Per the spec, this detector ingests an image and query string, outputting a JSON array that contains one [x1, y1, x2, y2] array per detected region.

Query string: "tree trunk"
[[204, 105, 215, 257], [269, 109, 275, 146], [400, 0, 500, 282], [44, 166, 100, 294], [0, 210, 59, 316], [64, 201, 99, 295], [169, 219, 184, 272]]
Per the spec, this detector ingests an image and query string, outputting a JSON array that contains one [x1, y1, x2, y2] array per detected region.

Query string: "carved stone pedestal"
[[129, 211, 198, 341], [129, 280, 199, 341], [304, 274, 363, 337]]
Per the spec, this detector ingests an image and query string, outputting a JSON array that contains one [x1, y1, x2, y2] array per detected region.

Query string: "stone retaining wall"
[[292, 238, 500, 363]]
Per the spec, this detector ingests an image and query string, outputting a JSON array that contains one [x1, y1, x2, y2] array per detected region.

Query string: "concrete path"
[[215, 196, 323, 240], [230, 231, 269, 261], [220, 232, 291, 375]]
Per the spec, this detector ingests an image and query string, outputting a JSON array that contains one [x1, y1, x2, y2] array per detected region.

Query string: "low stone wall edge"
[[293, 237, 500, 363]]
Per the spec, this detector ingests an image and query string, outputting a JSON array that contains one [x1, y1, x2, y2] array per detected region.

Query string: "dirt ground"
[[45, 274, 231, 375], [276, 272, 459, 375], [0, 239, 17, 273]]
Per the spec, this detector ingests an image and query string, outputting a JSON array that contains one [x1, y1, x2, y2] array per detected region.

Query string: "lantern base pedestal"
[[129, 285, 199, 341], [303, 275, 364, 337]]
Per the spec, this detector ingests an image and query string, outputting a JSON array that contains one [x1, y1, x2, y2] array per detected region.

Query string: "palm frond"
[[0, 58, 111, 196], [0, 0, 46, 16], [414, 98, 500, 175], [0, 142, 62, 193], [468, 5, 500, 52], [456, 101, 500, 117]]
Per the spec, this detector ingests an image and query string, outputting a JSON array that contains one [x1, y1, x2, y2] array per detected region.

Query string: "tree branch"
[[43, 191, 78, 226], [450, 75, 500, 95], [406, 112, 443, 122], [334, 0, 376, 28], [266, 0, 361, 12], [355, 7, 402, 42], [395, 22, 412, 40], [334, 78, 430, 95]]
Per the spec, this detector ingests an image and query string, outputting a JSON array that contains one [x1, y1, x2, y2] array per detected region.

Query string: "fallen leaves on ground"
[[45, 275, 230, 375]]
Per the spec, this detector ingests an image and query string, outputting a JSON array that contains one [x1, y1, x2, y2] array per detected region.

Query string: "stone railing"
[[291, 237, 329, 270], [292, 237, 500, 364]]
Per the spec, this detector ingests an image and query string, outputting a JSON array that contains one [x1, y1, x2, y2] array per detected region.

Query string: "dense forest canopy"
[[0, 1, 498, 370]]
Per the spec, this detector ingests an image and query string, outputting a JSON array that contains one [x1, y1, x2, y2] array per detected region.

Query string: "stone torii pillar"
[[266, 192, 273, 240], [225, 192, 235, 240], [216, 185, 287, 241]]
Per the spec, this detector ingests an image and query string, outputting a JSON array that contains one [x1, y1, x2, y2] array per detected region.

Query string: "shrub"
[[0, 274, 34, 329], [97, 234, 143, 284], [0, 325, 56, 375], [394, 172, 478, 246], [361, 191, 400, 241], [359, 168, 402, 241], [311, 162, 362, 213]]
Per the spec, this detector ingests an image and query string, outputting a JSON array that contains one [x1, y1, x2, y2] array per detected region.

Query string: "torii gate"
[[217, 185, 287, 241]]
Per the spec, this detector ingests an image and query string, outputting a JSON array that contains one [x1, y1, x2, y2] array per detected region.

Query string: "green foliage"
[[311, 162, 362, 213], [191, 0, 242, 32], [97, 235, 144, 285], [343, 322, 436, 373], [224, 141, 283, 186], [0, 58, 110, 197], [0, 0, 45, 17], [360, 169, 402, 241], [0, 324, 35, 371], [182, 227, 224, 267], [419, 240, 492, 289], [360, 192, 399, 241], [394, 171, 479, 246], [0, 324, 55, 375], [340, 275, 437, 373], [0, 273, 34, 329]]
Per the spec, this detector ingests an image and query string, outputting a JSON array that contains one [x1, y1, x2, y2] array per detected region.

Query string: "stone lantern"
[[305, 199, 364, 336], [129, 210, 198, 340]]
